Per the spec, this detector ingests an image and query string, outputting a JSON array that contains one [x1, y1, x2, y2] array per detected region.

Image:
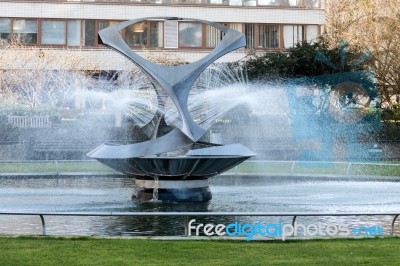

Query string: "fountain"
[[87, 17, 256, 202]]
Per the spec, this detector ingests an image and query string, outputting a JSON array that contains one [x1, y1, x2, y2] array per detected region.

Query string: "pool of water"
[[0, 175, 399, 236]]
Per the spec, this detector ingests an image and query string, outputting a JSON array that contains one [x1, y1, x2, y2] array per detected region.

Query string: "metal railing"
[[0, 211, 398, 237], [7, 115, 51, 128]]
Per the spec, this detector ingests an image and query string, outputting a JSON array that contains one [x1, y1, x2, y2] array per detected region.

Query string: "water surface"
[[0, 175, 399, 236]]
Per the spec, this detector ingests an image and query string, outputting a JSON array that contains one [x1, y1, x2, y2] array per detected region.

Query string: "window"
[[150, 21, 163, 48], [243, 0, 256, 6], [207, 0, 228, 4], [67, 20, 81, 46], [164, 20, 178, 48], [284, 0, 301, 6], [258, 0, 280, 5], [229, 0, 242, 5], [0, 18, 11, 41], [179, 0, 202, 3], [285, 0, 298, 6], [206, 24, 223, 48], [83, 20, 96, 46], [13, 19, 37, 44], [179, 22, 202, 48], [259, 25, 280, 48], [283, 25, 305, 48], [98, 21, 118, 44], [306, 25, 318, 43], [163, 0, 179, 3], [99, 21, 118, 31], [126, 22, 148, 47], [307, 0, 320, 8], [244, 24, 255, 49], [41, 20, 66, 45], [227, 23, 243, 33]]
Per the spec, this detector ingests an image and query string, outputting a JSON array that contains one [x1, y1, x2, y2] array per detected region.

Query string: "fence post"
[[54, 160, 59, 175], [346, 163, 352, 175], [391, 215, 399, 236], [291, 161, 296, 175], [184, 216, 189, 237], [291, 215, 297, 236], [39, 215, 46, 236]]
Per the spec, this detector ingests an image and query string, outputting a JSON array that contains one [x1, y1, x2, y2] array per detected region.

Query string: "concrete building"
[[0, 0, 325, 69]]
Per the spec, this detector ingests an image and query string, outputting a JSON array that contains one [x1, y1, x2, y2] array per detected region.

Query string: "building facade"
[[0, 0, 325, 69]]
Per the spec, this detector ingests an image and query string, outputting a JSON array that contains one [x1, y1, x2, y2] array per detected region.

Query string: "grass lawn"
[[0, 161, 116, 173], [0, 237, 399, 265], [228, 161, 400, 176]]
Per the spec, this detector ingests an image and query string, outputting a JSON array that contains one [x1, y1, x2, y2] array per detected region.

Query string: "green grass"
[[230, 161, 293, 174], [348, 164, 400, 176], [0, 161, 116, 173], [227, 161, 400, 176], [0, 237, 399, 265]]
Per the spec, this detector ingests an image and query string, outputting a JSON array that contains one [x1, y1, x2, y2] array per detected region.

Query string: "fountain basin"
[[90, 143, 255, 178], [89, 143, 255, 201], [97, 156, 251, 179]]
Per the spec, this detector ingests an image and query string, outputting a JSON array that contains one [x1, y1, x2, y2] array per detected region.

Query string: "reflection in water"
[[0, 175, 399, 236]]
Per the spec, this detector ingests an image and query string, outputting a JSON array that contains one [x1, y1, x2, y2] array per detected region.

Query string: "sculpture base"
[[133, 179, 212, 202]]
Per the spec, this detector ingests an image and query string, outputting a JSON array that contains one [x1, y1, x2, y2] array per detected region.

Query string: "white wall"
[[0, 2, 325, 25]]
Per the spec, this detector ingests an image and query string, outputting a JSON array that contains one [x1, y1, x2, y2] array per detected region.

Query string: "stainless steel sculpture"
[[88, 17, 256, 201]]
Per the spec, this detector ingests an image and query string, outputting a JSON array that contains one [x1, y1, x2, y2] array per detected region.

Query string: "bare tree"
[[141, 47, 186, 66], [324, 0, 400, 106], [324, 0, 365, 44], [0, 38, 100, 108]]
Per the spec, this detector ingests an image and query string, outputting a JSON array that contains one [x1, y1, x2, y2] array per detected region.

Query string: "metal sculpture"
[[88, 17, 256, 201]]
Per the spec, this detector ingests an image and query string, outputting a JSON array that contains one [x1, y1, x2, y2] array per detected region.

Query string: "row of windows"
[[0, 18, 320, 49], [17, 0, 322, 8]]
